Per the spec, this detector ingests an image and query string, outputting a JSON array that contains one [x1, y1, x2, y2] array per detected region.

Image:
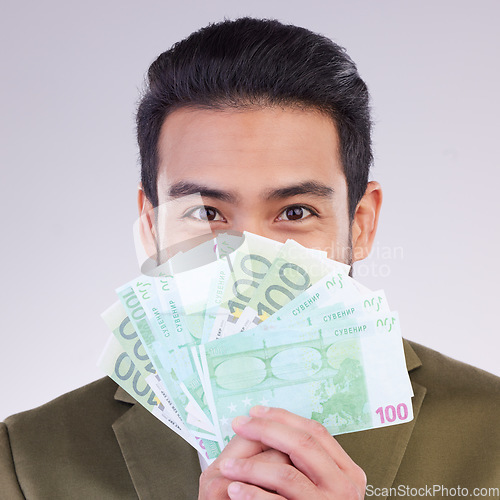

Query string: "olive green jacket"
[[1, 340, 499, 499]]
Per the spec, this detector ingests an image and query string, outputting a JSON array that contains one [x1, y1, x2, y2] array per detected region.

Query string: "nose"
[[232, 218, 266, 238], [230, 216, 287, 244]]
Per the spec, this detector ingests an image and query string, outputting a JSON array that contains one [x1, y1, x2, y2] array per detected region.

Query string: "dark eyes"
[[276, 206, 316, 221], [183, 205, 317, 223], [183, 206, 226, 222]]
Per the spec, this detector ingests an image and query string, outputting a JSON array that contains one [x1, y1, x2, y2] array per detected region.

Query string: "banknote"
[[103, 296, 224, 457], [236, 240, 349, 332], [97, 334, 178, 431], [98, 332, 219, 463], [250, 270, 367, 329], [210, 232, 284, 340], [168, 233, 243, 337], [201, 258, 233, 343], [116, 284, 216, 436], [250, 288, 412, 396], [258, 290, 390, 332], [128, 277, 215, 422], [199, 312, 412, 445]]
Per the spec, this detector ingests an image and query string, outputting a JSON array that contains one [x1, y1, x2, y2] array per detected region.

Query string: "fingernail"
[[233, 415, 251, 426], [221, 458, 234, 470], [228, 482, 241, 495], [251, 405, 270, 415]]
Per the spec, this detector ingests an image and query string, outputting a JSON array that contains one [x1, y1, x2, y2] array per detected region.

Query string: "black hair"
[[137, 17, 372, 221]]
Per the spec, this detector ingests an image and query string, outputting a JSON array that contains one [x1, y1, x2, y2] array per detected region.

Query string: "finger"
[[200, 435, 269, 499], [227, 481, 284, 500], [255, 449, 293, 465], [214, 434, 270, 464], [199, 473, 231, 500], [249, 406, 364, 478], [199, 438, 290, 499], [221, 457, 317, 499], [232, 414, 342, 488]]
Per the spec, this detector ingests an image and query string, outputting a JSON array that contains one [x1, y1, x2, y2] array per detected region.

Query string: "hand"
[[219, 406, 366, 499], [199, 433, 292, 499]]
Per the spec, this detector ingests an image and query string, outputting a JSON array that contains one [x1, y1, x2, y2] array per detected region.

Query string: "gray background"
[[1, 0, 499, 420]]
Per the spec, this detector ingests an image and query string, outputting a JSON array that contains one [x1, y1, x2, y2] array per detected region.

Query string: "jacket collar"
[[113, 339, 425, 499], [112, 394, 201, 499]]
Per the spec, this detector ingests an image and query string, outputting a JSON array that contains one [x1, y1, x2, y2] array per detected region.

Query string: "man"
[[1, 17, 499, 500]]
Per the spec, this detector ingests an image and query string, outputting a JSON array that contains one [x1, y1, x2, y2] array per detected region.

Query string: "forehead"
[[156, 106, 345, 197]]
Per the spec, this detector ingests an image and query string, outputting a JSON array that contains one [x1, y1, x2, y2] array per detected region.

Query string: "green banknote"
[[201, 258, 232, 343], [97, 334, 184, 437], [252, 287, 412, 397], [125, 277, 216, 430], [236, 240, 349, 332], [98, 333, 219, 463], [116, 284, 217, 438], [252, 270, 366, 327], [210, 232, 284, 340], [200, 312, 412, 445], [167, 236, 222, 337], [101, 301, 180, 421], [166, 232, 246, 339], [259, 290, 390, 332]]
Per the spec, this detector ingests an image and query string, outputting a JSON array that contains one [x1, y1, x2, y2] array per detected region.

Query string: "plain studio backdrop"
[[1, 0, 499, 420]]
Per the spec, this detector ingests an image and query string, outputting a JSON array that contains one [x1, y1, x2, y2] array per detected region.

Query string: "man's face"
[[140, 106, 380, 265]]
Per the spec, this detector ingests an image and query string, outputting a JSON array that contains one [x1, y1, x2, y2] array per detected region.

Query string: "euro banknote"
[[199, 313, 412, 445]]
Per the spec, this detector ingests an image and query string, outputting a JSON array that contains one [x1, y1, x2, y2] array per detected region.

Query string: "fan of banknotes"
[[99, 231, 413, 465]]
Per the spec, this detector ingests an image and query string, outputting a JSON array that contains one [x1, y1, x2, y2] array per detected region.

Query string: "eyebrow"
[[264, 181, 334, 200], [166, 180, 334, 203], [167, 181, 238, 203]]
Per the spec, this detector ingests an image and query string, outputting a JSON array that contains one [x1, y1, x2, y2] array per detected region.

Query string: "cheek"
[[329, 234, 353, 265], [328, 192, 352, 263], [309, 225, 352, 264]]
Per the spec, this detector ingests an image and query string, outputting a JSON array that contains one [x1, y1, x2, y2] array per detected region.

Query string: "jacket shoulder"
[[388, 341, 500, 490], [406, 340, 500, 469], [2, 377, 138, 499], [408, 339, 500, 396], [5, 376, 124, 427]]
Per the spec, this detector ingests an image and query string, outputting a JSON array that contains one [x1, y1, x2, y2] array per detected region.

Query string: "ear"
[[137, 183, 158, 260], [351, 181, 383, 262]]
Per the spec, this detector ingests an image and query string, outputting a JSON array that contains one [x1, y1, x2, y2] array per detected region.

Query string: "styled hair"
[[137, 17, 372, 220]]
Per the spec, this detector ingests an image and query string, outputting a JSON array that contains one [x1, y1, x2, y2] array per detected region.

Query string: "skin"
[[138, 106, 382, 499]]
